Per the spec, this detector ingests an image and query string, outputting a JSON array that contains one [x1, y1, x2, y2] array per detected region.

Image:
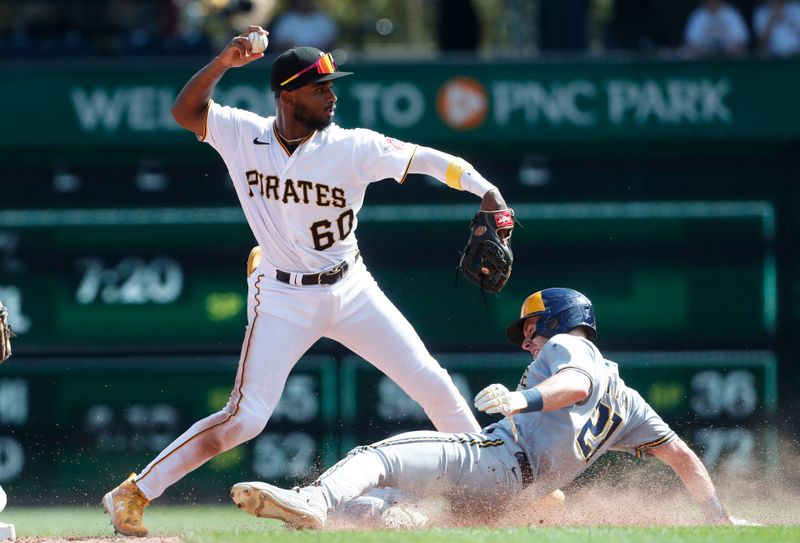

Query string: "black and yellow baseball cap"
[[270, 47, 353, 91]]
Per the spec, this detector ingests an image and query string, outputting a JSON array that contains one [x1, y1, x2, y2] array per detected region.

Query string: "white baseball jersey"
[[204, 101, 416, 273]]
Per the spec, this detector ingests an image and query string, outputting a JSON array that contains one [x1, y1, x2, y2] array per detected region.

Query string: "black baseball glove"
[[0, 301, 13, 364], [458, 209, 514, 293]]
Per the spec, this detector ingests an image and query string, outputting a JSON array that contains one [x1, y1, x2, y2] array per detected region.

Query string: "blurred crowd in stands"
[[1, 0, 798, 59]]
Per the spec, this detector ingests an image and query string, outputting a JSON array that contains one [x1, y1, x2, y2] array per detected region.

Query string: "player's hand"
[[217, 26, 268, 69], [478, 189, 512, 242], [474, 384, 527, 416], [479, 188, 507, 212]]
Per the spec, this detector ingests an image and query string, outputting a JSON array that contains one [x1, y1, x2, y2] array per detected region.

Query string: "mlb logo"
[[383, 137, 405, 152], [494, 211, 513, 228]]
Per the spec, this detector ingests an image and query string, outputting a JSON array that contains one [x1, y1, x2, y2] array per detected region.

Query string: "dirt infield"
[[503, 465, 800, 528], [339, 457, 800, 530], [328, 476, 799, 531], [17, 539, 180, 543], [9, 454, 800, 540]]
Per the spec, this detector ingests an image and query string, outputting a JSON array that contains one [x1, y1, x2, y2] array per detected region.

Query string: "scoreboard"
[[0, 198, 782, 504], [0, 200, 775, 350], [0, 355, 338, 502], [0, 350, 777, 503], [0, 208, 255, 348]]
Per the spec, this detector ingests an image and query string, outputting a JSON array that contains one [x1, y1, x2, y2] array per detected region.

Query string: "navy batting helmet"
[[505, 287, 597, 345]]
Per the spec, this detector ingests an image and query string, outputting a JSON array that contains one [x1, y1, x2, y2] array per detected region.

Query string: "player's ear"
[[278, 89, 294, 107]]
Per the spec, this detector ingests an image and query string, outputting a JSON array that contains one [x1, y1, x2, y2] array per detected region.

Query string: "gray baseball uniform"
[[315, 334, 676, 515]]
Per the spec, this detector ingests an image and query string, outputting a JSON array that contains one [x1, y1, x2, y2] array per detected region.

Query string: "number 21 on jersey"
[[576, 399, 623, 463]]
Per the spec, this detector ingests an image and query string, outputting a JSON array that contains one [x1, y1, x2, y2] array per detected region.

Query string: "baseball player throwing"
[[103, 27, 513, 536], [229, 288, 759, 529]]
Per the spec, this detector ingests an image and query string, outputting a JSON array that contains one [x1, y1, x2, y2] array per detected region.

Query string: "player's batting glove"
[[473, 384, 527, 416], [0, 301, 13, 364]]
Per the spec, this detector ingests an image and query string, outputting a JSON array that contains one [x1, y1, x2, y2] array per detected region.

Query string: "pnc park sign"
[[436, 76, 731, 129], [67, 76, 730, 133], [2, 57, 798, 147]]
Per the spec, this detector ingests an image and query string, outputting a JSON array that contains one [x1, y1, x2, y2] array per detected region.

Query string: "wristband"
[[520, 387, 544, 413]]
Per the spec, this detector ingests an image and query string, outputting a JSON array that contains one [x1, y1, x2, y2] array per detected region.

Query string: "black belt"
[[515, 451, 534, 489], [275, 253, 359, 286]]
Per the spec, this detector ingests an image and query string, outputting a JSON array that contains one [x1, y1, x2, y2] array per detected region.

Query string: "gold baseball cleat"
[[102, 473, 150, 537]]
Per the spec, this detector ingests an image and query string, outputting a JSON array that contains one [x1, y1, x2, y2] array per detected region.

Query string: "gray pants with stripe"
[[316, 430, 526, 515]]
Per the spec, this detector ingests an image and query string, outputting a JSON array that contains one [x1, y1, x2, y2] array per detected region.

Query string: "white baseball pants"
[[134, 259, 480, 500]]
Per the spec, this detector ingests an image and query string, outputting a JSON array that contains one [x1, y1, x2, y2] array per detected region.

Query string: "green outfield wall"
[[0, 351, 778, 502]]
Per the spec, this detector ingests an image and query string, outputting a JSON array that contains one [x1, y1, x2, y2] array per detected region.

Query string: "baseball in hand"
[[248, 32, 268, 54]]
